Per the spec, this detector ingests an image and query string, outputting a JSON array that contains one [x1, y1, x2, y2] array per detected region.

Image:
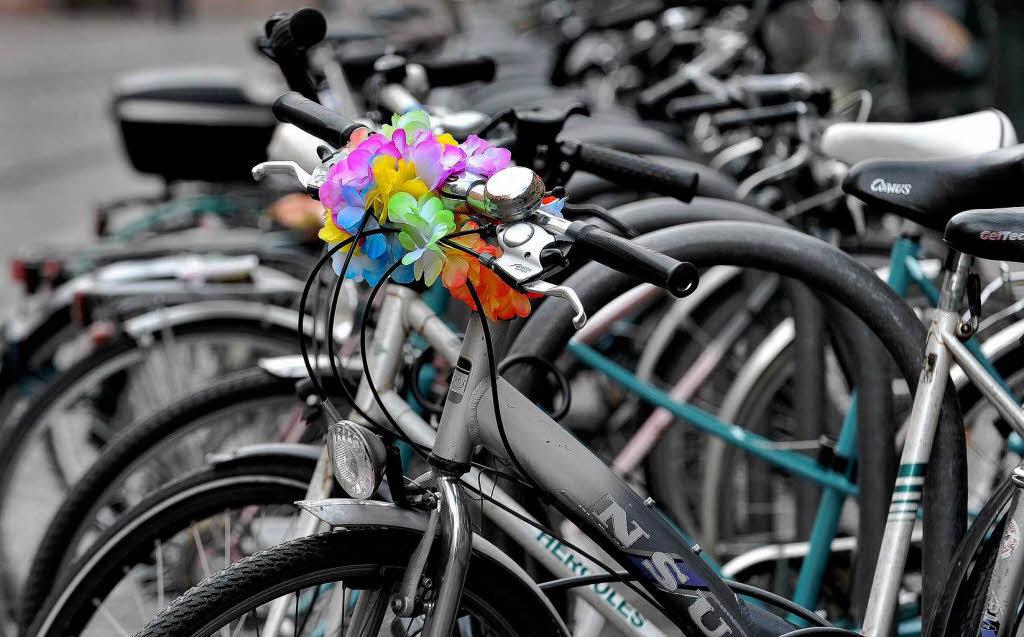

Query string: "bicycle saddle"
[[821, 109, 1016, 165], [843, 143, 1024, 231], [945, 208, 1024, 262]]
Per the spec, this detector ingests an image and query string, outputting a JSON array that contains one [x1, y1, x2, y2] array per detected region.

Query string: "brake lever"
[[252, 160, 328, 197], [487, 216, 587, 328], [522, 280, 587, 328]]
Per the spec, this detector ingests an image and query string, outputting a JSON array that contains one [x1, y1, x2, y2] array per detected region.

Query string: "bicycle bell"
[[481, 166, 545, 222]]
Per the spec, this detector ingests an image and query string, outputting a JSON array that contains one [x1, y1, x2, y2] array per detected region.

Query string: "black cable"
[[327, 210, 376, 394], [460, 477, 668, 616], [777, 628, 858, 637], [296, 227, 396, 401], [562, 202, 638, 238], [539, 572, 630, 590], [535, 573, 831, 628], [496, 354, 571, 421], [358, 258, 432, 453], [728, 582, 832, 628], [463, 279, 542, 494], [446, 225, 493, 240], [438, 237, 481, 259], [407, 346, 445, 416], [311, 246, 325, 393], [298, 241, 353, 400]]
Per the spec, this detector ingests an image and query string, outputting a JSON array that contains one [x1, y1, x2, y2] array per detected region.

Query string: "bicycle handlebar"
[[272, 92, 364, 148], [710, 101, 808, 130], [420, 56, 496, 87], [561, 140, 699, 202], [567, 222, 699, 297], [266, 7, 327, 53]]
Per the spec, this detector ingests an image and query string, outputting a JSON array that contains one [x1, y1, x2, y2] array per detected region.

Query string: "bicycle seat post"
[[862, 250, 973, 637]]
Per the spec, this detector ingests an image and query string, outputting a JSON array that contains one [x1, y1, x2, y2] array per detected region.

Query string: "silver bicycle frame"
[[416, 313, 759, 637], [265, 287, 669, 637], [863, 253, 1024, 637]]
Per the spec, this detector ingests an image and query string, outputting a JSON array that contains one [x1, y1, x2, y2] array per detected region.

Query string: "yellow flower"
[[365, 155, 429, 221], [437, 133, 459, 147], [318, 212, 355, 245]]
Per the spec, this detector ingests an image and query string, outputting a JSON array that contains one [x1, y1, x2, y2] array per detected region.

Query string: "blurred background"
[[0, 0, 460, 310], [3, 0, 1024, 313], [1, 1, 1023, 635]]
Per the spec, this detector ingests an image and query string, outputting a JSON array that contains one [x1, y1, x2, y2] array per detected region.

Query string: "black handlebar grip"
[[568, 222, 699, 298], [637, 72, 693, 115], [592, 0, 666, 30], [666, 93, 734, 119], [562, 141, 699, 203], [267, 8, 327, 53], [272, 92, 363, 148], [711, 102, 808, 131], [420, 56, 497, 87]]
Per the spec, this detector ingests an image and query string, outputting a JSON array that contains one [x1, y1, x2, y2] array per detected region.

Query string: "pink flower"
[[319, 134, 400, 208], [460, 135, 511, 177], [410, 139, 467, 190]]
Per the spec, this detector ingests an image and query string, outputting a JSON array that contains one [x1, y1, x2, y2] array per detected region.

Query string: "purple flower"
[[410, 139, 467, 190], [459, 135, 511, 177], [460, 135, 489, 156], [319, 133, 401, 208], [466, 147, 512, 177]]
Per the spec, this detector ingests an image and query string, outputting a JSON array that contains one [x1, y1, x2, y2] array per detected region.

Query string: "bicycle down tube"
[[428, 317, 795, 637]]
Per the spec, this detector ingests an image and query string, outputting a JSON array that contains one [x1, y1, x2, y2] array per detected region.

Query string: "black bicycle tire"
[[16, 365, 303, 629], [11, 332, 299, 629], [27, 457, 317, 637], [134, 529, 566, 637], [925, 475, 1015, 637]]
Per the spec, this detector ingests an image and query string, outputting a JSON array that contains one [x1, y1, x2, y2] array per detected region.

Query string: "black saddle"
[[843, 144, 1024, 231], [945, 208, 1024, 263]]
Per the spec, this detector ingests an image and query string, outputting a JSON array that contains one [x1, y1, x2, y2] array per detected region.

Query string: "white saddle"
[[821, 109, 1017, 165]]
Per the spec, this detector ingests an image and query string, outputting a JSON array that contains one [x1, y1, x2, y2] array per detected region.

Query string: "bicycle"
[[128, 75, 970, 636]]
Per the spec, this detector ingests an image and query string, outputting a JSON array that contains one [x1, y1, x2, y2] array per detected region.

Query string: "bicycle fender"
[[297, 498, 570, 637], [207, 442, 320, 468]]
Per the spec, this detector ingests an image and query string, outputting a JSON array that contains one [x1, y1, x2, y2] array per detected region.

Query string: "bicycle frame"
[[421, 313, 770, 637], [563, 235, 1024, 622], [862, 251, 1024, 637]]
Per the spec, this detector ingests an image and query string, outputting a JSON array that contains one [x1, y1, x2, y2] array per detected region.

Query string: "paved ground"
[[0, 13, 278, 312], [0, 13, 285, 632]]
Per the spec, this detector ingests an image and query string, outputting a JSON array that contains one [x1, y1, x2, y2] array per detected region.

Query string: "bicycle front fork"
[[977, 466, 1024, 637]]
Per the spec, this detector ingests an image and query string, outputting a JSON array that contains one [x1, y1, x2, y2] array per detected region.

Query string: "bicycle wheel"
[[0, 320, 297, 610], [28, 456, 316, 637], [19, 367, 310, 628], [134, 529, 566, 637]]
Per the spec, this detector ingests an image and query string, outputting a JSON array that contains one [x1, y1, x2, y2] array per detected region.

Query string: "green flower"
[[387, 192, 455, 286], [381, 110, 431, 140]]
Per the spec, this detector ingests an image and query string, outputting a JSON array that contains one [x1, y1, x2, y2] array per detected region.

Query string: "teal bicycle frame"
[[566, 235, 1022, 628]]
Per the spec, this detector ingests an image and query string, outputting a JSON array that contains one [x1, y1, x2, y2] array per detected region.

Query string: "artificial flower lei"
[[317, 111, 534, 320]]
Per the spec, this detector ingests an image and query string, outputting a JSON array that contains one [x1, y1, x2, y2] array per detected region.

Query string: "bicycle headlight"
[[327, 420, 386, 499]]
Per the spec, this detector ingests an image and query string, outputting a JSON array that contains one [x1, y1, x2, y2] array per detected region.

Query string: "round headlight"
[[327, 420, 387, 499]]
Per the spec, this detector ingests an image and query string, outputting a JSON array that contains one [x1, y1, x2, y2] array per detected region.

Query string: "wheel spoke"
[[192, 522, 213, 579], [125, 564, 147, 623], [224, 509, 231, 568], [92, 597, 132, 637], [155, 538, 165, 610]]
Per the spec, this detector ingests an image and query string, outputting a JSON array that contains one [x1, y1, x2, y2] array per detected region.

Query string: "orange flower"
[[441, 220, 534, 321]]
